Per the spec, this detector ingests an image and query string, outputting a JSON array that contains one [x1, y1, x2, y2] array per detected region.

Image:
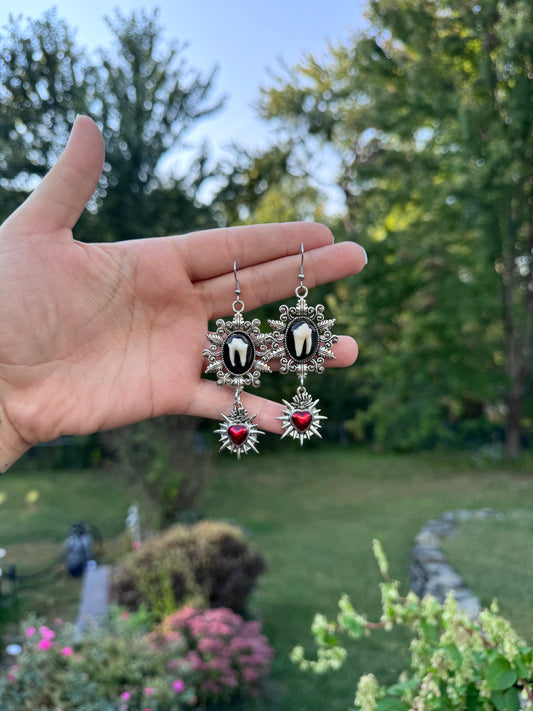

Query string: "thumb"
[[9, 115, 105, 235]]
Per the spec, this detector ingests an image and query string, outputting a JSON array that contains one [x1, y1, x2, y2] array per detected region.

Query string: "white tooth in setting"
[[293, 322, 313, 357], [228, 336, 249, 367]]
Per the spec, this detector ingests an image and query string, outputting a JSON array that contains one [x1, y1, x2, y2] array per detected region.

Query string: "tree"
[[0, 11, 89, 220], [0, 8, 223, 239], [259, 0, 533, 456]]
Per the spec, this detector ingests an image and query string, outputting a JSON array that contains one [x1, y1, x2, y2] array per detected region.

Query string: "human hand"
[[0, 116, 366, 471]]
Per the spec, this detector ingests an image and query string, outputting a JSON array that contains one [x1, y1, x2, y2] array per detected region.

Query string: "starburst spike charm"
[[215, 398, 264, 460], [203, 261, 269, 458], [267, 243, 338, 445], [278, 386, 326, 445]]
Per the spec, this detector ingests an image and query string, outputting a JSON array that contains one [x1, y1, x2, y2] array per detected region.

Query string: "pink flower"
[[61, 646, 73, 656], [144, 687, 154, 696], [25, 626, 36, 637], [38, 639, 52, 651], [133, 540, 141, 550], [172, 679, 185, 693], [120, 692, 131, 701], [120, 611, 130, 620], [39, 625, 55, 640]]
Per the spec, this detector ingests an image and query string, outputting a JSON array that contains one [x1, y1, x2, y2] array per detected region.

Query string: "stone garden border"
[[409, 508, 504, 619]]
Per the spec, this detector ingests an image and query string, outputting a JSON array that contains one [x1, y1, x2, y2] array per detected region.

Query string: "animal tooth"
[[293, 322, 313, 357], [228, 336, 249, 367]]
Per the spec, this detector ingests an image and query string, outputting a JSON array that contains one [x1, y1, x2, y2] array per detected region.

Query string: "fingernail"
[[361, 246, 368, 265]]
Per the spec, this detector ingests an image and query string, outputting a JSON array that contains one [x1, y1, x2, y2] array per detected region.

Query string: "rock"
[[409, 509, 498, 619]]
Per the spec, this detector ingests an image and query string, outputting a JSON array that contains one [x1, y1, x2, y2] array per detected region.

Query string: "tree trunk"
[[501, 201, 524, 460]]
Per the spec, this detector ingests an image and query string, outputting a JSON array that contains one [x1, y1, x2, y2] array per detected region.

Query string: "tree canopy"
[[0, 8, 223, 240], [257, 0, 533, 456]]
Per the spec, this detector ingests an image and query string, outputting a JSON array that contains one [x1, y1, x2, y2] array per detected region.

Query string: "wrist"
[[0, 401, 30, 474]]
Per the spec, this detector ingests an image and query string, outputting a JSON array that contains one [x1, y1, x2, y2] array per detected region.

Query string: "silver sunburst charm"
[[278, 386, 327, 445], [203, 309, 271, 390], [267, 295, 338, 380], [214, 400, 264, 459]]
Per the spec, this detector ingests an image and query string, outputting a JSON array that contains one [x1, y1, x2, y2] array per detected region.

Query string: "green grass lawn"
[[0, 465, 158, 628], [0, 446, 532, 711], [199, 445, 533, 711], [442, 512, 533, 641]]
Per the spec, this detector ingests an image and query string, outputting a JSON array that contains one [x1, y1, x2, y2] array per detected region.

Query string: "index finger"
[[177, 222, 334, 282]]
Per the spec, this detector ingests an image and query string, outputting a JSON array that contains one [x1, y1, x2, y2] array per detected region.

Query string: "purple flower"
[[172, 679, 185, 693]]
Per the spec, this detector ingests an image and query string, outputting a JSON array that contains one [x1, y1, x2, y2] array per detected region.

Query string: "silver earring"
[[203, 262, 270, 458], [267, 244, 338, 444]]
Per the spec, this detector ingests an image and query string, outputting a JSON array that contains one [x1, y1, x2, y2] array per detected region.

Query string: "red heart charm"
[[228, 424, 248, 446], [291, 410, 313, 433]]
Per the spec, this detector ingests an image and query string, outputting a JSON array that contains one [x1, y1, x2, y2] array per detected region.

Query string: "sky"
[[1, 1, 368, 205]]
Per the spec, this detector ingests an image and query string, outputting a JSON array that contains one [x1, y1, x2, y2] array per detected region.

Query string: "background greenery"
[[1, 0, 532, 460], [0, 3, 532, 708]]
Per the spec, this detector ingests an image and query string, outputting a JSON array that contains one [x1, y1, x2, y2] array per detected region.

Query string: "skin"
[[0, 116, 366, 472]]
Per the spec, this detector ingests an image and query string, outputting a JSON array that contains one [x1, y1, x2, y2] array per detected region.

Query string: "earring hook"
[[299, 243, 305, 283], [233, 260, 241, 296], [232, 260, 244, 313]]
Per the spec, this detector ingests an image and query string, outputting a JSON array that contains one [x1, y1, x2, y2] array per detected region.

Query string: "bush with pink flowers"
[[0, 613, 196, 710], [152, 607, 274, 707]]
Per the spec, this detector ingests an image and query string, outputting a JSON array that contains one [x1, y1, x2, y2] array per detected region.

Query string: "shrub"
[[291, 541, 533, 711], [152, 606, 274, 706], [0, 612, 196, 710], [110, 520, 266, 620], [102, 415, 212, 527]]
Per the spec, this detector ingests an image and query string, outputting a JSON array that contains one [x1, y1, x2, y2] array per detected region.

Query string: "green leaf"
[[443, 644, 462, 667], [339, 613, 363, 638], [386, 678, 419, 696], [465, 683, 485, 711], [514, 658, 529, 679], [490, 688, 521, 711], [486, 656, 518, 691], [376, 698, 409, 711]]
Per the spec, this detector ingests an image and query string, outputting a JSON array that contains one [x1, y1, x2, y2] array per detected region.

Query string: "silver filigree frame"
[[267, 293, 338, 380], [203, 310, 271, 391]]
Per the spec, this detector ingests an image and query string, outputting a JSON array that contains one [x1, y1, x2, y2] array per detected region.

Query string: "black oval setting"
[[285, 318, 319, 363], [222, 332, 255, 375]]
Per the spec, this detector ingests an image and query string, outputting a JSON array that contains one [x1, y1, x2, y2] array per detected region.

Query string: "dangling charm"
[[279, 385, 326, 445], [203, 262, 270, 458], [267, 244, 338, 445], [214, 392, 263, 459]]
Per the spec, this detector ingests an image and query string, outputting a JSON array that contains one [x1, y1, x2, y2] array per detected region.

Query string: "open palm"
[[0, 117, 365, 471]]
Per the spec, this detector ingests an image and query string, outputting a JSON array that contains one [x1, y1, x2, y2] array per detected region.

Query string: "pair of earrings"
[[202, 244, 338, 458]]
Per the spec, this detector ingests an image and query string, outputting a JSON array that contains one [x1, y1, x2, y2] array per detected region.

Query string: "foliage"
[[291, 540, 533, 711], [214, 142, 327, 226], [0, 8, 222, 239], [110, 520, 266, 621], [258, 0, 533, 456], [201, 447, 533, 711], [151, 606, 274, 706], [102, 416, 212, 527], [0, 612, 195, 710]]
